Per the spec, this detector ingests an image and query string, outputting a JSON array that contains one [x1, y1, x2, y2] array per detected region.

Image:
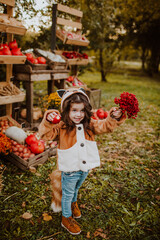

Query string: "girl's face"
[[69, 103, 85, 124]]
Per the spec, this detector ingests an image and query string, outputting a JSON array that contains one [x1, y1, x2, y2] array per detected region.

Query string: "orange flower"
[[0, 132, 12, 155]]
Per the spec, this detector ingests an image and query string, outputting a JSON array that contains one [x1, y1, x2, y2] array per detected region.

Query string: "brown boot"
[[61, 216, 81, 235], [71, 201, 81, 218]]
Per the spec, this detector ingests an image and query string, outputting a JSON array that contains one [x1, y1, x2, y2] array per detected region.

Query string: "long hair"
[[61, 93, 92, 133]]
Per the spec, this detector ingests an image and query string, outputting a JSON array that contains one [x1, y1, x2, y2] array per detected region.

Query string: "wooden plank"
[[26, 81, 33, 124], [51, 72, 69, 80], [57, 4, 83, 18], [57, 17, 82, 29], [0, 24, 27, 35], [0, 0, 15, 7], [66, 38, 89, 46], [51, 4, 57, 51], [0, 56, 26, 64], [0, 14, 27, 35], [31, 73, 52, 81], [0, 93, 25, 105]]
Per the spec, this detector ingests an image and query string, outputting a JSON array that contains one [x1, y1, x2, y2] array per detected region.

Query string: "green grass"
[[0, 66, 160, 240]]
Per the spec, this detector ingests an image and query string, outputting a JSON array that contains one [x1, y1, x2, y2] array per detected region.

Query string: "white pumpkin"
[[5, 126, 27, 144]]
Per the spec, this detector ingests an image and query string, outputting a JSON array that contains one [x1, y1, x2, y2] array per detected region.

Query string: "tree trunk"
[[99, 49, 107, 82], [147, 46, 160, 76], [141, 47, 146, 71]]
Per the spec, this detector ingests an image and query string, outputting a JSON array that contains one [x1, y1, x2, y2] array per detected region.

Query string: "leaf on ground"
[[86, 231, 91, 238], [21, 212, 33, 219], [94, 228, 108, 239], [20, 180, 32, 184], [114, 167, 124, 171], [42, 213, 52, 221], [155, 195, 160, 201], [80, 204, 87, 208], [29, 166, 37, 173], [22, 201, 26, 207]]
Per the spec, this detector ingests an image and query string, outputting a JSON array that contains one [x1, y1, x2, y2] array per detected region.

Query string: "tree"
[[114, 0, 160, 75], [81, 0, 117, 82]]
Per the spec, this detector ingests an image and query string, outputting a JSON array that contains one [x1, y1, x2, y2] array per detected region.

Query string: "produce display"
[[25, 134, 45, 154], [0, 119, 14, 133], [35, 48, 66, 62], [0, 82, 21, 96], [5, 126, 27, 145], [0, 132, 12, 155], [57, 29, 89, 43], [65, 75, 86, 88], [25, 52, 46, 64], [0, 122, 57, 162], [0, 40, 23, 56], [10, 139, 35, 160], [62, 51, 88, 59]]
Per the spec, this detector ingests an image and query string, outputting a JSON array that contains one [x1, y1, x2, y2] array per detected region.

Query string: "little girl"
[[38, 88, 126, 235]]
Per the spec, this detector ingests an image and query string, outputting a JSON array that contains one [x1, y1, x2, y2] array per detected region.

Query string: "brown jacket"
[[38, 108, 125, 172]]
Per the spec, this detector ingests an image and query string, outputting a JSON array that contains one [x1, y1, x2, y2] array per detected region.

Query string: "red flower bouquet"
[[114, 92, 139, 119]]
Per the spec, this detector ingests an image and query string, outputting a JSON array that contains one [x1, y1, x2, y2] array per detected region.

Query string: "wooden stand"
[[51, 3, 89, 72], [13, 65, 69, 126], [0, 0, 27, 117]]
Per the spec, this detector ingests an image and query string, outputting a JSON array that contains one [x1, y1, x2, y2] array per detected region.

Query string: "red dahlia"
[[114, 92, 140, 119]]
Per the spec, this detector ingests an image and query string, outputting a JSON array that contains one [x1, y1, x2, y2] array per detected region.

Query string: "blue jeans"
[[61, 170, 88, 218]]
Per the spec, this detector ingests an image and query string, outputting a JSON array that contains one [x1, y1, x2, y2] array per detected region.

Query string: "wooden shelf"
[[0, 55, 26, 64], [0, 0, 15, 7], [56, 29, 89, 46], [67, 58, 89, 65], [0, 14, 27, 35], [0, 92, 25, 105]]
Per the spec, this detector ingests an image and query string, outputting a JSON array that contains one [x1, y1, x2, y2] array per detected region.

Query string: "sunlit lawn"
[[0, 64, 160, 240]]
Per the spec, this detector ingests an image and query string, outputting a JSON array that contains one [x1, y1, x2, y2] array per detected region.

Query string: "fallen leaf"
[[22, 212, 33, 219], [95, 205, 101, 210], [94, 228, 108, 239], [80, 204, 86, 208], [42, 213, 52, 221], [29, 166, 37, 173], [20, 180, 32, 184], [22, 201, 26, 207], [35, 173, 41, 177], [86, 231, 91, 238], [155, 195, 160, 200], [114, 167, 124, 171]]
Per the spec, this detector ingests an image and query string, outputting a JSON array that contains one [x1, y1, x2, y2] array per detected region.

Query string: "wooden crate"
[[0, 115, 21, 128], [34, 49, 68, 70], [5, 150, 49, 171], [25, 51, 48, 70], [55, 50, 89, 66], [86, 88, 101, 109], [56, 29, 89, 46], [26, 59, 48, 70]]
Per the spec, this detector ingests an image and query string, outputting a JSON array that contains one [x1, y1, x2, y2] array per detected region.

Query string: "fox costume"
[[38, 88, 126, 214]]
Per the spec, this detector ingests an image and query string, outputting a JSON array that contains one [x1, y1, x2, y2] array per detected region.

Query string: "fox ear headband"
[[57, 88, 90, 110], [57, 88, 86, 98]]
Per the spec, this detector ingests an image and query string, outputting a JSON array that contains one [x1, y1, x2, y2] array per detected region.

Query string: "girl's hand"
[[46, 112, 58, 122], [110, 107, 126, 121], [46, 112, 61, 124]]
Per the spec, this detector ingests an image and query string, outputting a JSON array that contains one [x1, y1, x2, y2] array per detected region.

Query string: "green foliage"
[[114, 0, 160, 75]]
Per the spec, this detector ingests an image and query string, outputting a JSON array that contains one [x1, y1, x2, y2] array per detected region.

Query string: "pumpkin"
[[5, 126, 27, 144]]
